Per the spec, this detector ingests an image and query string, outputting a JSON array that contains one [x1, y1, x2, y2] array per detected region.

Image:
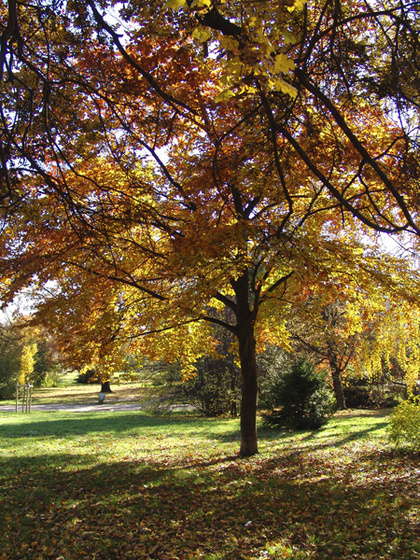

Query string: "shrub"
[[77, 368, 99, 384], [260, 358, 336, 430], [41, 369, 64, 387], [181, 355, 241, 417], [344, 372, 406, 409], [388, 397, 420, 450]]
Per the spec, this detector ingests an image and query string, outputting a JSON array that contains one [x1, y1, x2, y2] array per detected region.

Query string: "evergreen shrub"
[[76, 368, 99, 384], [260, 358, 336, 430]]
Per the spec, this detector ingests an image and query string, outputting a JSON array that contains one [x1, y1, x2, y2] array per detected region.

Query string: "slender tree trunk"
[[332, 371, 346, 410], [327, 347, 346, 410]]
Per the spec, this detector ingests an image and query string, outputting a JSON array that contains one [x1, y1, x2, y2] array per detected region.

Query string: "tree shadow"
[[0, 409, 239, 439], [1, 434, 419, 560], [256, 410, 390, 451], [300, 421, 389, 448]]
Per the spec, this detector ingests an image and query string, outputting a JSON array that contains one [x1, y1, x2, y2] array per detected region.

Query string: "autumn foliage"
[[1, 0, 420, 454]]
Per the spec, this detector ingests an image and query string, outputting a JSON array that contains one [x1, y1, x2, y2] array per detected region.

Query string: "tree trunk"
[[238, 326, 259, 456], [101, 381, 112, 393], [233, 270, 259, 457], [327, 347, 346, 410], [332, 371, 346, 410]]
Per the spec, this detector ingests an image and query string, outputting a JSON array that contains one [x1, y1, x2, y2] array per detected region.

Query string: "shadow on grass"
[[1, 439, 419, 560], [301, 421, 389, 447], [0, 409, 240, 441], [256, 410, 391, 450]]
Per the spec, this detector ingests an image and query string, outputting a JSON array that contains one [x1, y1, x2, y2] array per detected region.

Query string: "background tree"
[[1, 0, 420, 455], [0, 320, 23, 398], [287, 252, 420, 409], [0, 316, 61, 396], [31, 334, 60, 387], [18, 341, 37, 385]]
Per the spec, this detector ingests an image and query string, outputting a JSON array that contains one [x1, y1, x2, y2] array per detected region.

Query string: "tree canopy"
[[1, 0, 420, 455]]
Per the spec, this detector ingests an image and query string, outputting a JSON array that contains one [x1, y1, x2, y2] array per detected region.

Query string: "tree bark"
[[237, 325, 259, 456], [233, 270, 259, 457], [327, 346, 346, 410], [332, 371, 346, 410], [101, 381, 112, 393]]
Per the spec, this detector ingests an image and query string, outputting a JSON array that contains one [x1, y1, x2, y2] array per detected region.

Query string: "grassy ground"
[[1, 371, 147, 407], [0, 389, 419, 559]]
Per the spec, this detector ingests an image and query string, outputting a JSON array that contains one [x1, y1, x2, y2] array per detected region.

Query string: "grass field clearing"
[[1, 400, 419, 560]]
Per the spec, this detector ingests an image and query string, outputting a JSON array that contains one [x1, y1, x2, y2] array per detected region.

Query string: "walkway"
[[0, 402, 144, 413]]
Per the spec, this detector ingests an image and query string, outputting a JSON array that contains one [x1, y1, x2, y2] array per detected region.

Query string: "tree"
[[18, 342, 37, 385], [32, 336, 57, 387], [0, 320, 22, 398], [287, 253, 420, 409], [1, 0, 420, 455], [0, 316, 60, 396], [288, 281, 420, 408]]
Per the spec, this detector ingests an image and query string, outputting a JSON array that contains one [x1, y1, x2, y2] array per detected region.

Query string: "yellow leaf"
[[191, 26, 212, 43], [282, 30, 297, 44], [226, 58, 243, 76], [287, 0, 307, 13], [219, 36, 240, 52], [214, 89, 236, 103], [273, 53, 295, 73], [248, 16, 260, 28], [166, 0, 187, 8], [271, 78, 297, 98], [244, 85, 259, 94]]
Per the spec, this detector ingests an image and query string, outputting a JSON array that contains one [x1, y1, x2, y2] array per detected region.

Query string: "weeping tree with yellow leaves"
[[356, 304, 420, 397], [288, 252, 420, 409]]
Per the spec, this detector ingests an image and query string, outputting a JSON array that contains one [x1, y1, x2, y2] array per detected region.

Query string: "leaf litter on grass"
[[0, 409, 419, 559]]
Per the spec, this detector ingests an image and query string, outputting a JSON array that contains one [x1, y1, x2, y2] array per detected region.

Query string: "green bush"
[[260, 358, 336, 430], [77, 368, 100, 384], [41, 369, 64, 387], [388, 397, 420, 450], [0, 326, 22, 400], [181, 355, 241, 417]]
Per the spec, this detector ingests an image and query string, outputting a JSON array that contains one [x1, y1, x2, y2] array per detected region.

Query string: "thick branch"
[[201, 314, 237, 334], [213, 291, 237, 313], [0, 0, 20, 80], [198, 5, 242, 38], [296, 69, 419, 233]]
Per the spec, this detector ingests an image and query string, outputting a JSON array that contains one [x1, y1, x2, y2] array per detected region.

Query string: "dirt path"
[[0, 402, 144, 413]]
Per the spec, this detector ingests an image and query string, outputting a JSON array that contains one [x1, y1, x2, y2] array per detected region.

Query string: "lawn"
[[1, 372, 148, 407], [0, 401, 419, 559]]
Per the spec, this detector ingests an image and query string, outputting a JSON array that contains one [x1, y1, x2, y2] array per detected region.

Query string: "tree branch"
[[296, 69, 419, 233]]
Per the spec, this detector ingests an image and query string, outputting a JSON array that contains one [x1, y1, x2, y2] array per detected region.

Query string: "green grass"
[[1, 403, 419, 560], [1, 372, 148, 407]]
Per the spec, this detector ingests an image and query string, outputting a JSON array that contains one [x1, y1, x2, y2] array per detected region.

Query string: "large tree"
[[1, 0, 420, 455]]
